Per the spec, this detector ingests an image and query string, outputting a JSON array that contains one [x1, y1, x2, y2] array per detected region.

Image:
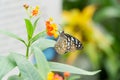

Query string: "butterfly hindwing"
[[55, 31, 83, 54], [55, 33, 68, 54]]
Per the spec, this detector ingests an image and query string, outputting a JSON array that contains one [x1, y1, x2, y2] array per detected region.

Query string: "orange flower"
[[45, 18, 59, 38], [64, 72, 70, 78], [32, 6, 39, 16]]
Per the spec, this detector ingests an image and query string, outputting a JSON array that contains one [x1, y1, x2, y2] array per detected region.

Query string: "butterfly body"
[[55, 31, 83, 54]]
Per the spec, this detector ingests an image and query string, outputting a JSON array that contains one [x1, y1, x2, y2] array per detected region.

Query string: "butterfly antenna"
[[58, 24, 64, 32]]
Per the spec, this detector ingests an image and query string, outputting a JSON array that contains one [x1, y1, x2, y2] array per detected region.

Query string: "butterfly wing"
[[64, 33, 83, 51], [55, 31, 83, 54], [55, 34, 68, 54]]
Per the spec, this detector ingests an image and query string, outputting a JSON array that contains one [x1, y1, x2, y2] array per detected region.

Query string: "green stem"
[[18, 73, 21, 77], [64, 77, 67, 80], [26, 41, 31, 59]]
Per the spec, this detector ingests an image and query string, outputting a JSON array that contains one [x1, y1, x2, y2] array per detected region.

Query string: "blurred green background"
[[59, 0, 120, 80]]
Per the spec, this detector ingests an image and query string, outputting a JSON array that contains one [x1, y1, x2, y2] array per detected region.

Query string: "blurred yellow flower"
[[62, 5, 113, 65], [62, 5, 112, 45], [63, 5, 96, 42]]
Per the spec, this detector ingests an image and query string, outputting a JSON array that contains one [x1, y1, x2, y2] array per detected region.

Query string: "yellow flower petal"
[[82, 5, 96, 22], [35, 5, 39, 10], [47, 72, 54, 80], [49, 17, 53, 22], [54, 33, 59, 38]]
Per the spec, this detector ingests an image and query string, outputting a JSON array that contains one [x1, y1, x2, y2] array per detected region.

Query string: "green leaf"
[[85, 43, 100, 68], [94, 7, 120, 22], [11, 53, 42, 80], [0, 30, 26, 46], [49, 62, 101, 75], [33, 17, 40, 32], [105, 58, 118, 79], [8, 75, 23, 80], [32, 47, 51, 80], [24, 19, 34, 40], [30, 31, 46, 43], [68, 75, 80, 80], [0, 53, 43, 80], [32, 38, 56, 51], [0, 55, 16, 79]]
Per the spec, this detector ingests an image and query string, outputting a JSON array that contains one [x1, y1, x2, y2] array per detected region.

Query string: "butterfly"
[[55, 31, 83, 54]]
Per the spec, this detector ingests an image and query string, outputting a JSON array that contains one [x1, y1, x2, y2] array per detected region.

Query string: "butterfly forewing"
[[55, 31, 83, 54]]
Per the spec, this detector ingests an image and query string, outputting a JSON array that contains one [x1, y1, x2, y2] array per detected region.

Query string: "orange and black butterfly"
[[55, 31, 83, 54]]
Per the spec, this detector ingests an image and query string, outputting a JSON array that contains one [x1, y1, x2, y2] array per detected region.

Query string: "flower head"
[[47, 72, 63, 80], [23, 4, 40, 18], [23, 4, 29, 9], [32, 6, 39, 16], [46, 18, 59, 38], [64, 72, 70, 78]]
